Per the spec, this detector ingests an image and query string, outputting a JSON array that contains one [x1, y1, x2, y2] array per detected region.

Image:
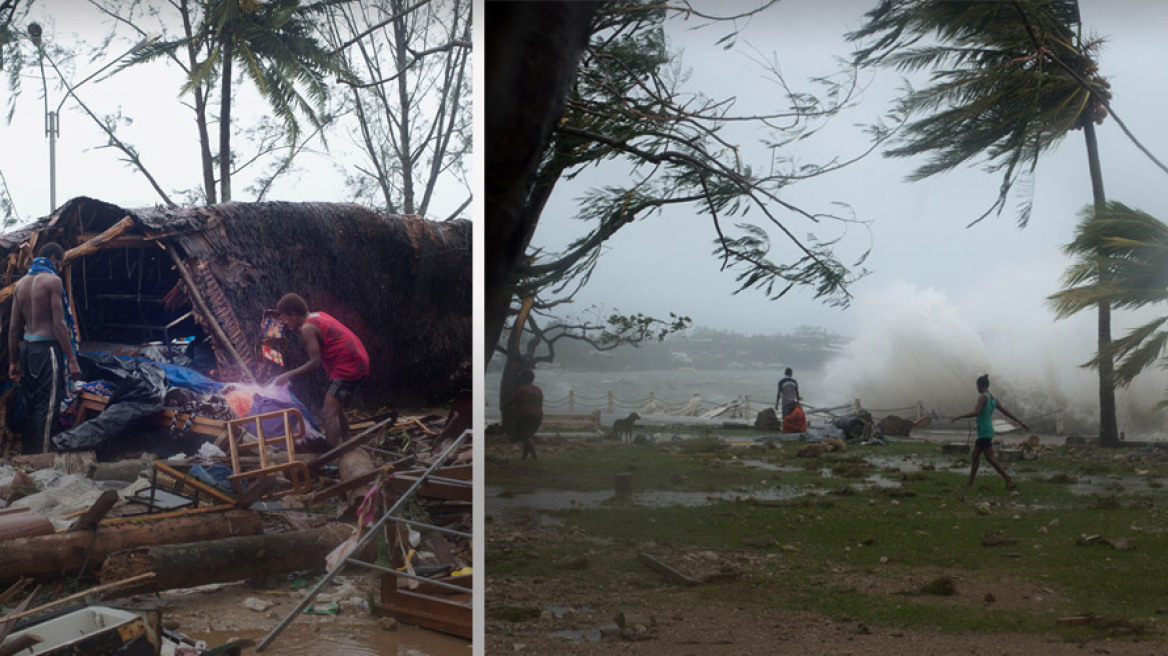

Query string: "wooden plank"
[[385, 475, 471, 503], [0, 573, 155, 624], [637, 552, 701, 586], [376, 577, 472, 640]]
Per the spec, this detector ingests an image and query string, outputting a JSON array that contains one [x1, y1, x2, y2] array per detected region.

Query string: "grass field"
[[487, 433, 1168, 643]]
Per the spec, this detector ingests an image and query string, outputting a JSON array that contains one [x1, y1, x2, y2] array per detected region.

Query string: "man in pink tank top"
[[274, 293, 370, 446]]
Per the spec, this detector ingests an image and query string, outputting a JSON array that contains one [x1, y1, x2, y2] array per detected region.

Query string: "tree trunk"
[[180, 0, 217, 204], [99, 524, 354, 592], [219, 39, 234, 203], [484, 1, 602, 364], [0, 509, 263, 584], [1083, 121, 1119, 446], [392, 3, 416, 215]]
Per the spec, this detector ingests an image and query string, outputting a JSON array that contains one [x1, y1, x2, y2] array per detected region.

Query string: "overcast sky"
[[0, 1, 466, 225], [525, 0, 1168, 428]]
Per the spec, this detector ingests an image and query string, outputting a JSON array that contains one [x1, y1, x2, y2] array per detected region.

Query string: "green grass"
[[487, 437, 1168, 640]]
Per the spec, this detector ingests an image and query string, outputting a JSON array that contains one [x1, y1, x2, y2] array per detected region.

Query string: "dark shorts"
[[324, 378, 362, 405], [975, 437, 994, 450]]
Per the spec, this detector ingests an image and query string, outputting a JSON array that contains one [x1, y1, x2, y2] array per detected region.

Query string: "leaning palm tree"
[[127, 0, 347, 202], [1050, 202, 1168, 404], [848, 0, 1121, 444]]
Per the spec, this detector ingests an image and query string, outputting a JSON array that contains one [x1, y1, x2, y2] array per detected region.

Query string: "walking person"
[[8, 242, 82, 454], [775, 367, 800, 418], [510, 369, 543, 460], [951, 374, 1028, 490]]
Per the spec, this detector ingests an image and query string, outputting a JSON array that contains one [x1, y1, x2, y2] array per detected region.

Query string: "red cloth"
[[782, 406, 807, 434], [513, 383, 543, 418], [306, 312, 370, 381]]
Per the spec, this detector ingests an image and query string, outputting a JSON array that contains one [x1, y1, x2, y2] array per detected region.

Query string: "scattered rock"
[[920, 577, 957, 596], [984, 593, 996, 603], [981, 531, 1017, 547], [561, 555, 590, 570], [615, 611, 653, 630], [754, 407, 782, 431], [742, 535, 780, 548], [242, 597, 274, 612], [878, 415, 914, 437], [378, 617, 399, 631]]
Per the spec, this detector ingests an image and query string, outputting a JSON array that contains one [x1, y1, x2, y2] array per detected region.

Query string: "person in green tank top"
[[950, 374, 1029, 490]]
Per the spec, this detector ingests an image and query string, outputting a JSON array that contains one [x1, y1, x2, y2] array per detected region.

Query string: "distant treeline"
[[492, 325, 849, 372]]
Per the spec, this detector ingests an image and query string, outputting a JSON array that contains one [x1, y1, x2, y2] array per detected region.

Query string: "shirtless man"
[[8, 243, 81, 453]]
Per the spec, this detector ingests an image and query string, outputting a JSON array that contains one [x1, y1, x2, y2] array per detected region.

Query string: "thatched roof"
[[0, 197, 471, 405]]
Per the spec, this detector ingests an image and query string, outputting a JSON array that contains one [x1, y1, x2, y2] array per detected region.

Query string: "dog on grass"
[[611, 412, 641, 443]]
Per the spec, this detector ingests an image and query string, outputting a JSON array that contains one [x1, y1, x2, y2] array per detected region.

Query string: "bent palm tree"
[[848, 0, 1120, 444], [1050, 202, 1168, 403]]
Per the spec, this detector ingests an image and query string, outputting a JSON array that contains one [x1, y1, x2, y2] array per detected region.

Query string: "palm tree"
[[848, 0, 1121, 444], [128, 0, 346, 202], [1050, 202, 1168, 403]]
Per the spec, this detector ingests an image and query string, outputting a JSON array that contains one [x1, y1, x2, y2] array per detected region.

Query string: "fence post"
[[1056, 410, 1064, 435], [917, 400, 925, 421], [569, 390, 575, 414], [608, 391, 614, 414], [745, 395, 751, 418], [854, 398, 862, 413]]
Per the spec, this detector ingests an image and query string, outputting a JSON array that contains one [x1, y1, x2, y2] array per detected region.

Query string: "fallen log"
[[0, 509, 263, 584], [99, 524, 354, 592], [68, 489, 119, 533], [0, 511, 53, 541]]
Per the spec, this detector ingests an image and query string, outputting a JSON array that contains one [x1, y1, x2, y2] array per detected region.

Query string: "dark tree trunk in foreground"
[[484, 1, 602, 364], [1083, 120, 1119, 446]]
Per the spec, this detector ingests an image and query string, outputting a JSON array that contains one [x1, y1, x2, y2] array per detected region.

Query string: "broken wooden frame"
[[254, 429, 471, 652], [224, 409, 311, 495]]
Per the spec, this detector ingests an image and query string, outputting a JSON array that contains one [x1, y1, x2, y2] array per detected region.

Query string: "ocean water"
[[484, 367, 855, 422]]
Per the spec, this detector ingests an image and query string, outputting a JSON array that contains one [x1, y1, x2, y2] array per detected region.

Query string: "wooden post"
[[568, 390, 575, 414], [607, 391, 614, 414], [917, 401, 925, 421], [854, 399, 862, 413], [745, 395, 751, 418], [614, 472, 632, 500], [159, 243, 255, 383], [1056, 411, 1065, 435]]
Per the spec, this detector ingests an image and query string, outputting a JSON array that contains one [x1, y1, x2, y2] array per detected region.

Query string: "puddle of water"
[[543, 605, 592, 619], [487, 486, 820, 511], [1070, 477, 1162, 497], [191, 622, 468, 656], [739, 459, 802, 472], [549, 623, 619, 643]]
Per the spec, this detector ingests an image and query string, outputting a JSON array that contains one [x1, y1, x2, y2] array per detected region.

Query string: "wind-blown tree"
[[496, 297, 690, 433], [847, 0, 1122, 444], [1050, 202, 1168, 403], [123, 0, 347, 203], [486, 0, 892, 364], [323, 0, 471, 220]]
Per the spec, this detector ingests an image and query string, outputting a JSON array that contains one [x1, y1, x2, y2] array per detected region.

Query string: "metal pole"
[[48, 111, 57, 212]]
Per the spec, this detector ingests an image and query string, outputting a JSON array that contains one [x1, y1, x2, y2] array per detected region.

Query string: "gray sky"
[[0, 1, 467, 225], [528, 0, 1168, 430]]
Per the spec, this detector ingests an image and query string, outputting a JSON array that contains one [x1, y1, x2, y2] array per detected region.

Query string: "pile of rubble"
[[0, 396, 472, 654]]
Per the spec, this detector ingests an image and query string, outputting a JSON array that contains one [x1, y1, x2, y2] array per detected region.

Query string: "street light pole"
[[28, 25, 159, 213]]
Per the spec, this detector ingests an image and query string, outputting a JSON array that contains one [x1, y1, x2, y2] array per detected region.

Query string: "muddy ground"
[[485, 430, 1168, 655], [119, 573, 470, 655]]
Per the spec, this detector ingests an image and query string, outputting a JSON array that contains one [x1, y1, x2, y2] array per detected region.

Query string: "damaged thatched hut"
[[0, 197, 471, 408]]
